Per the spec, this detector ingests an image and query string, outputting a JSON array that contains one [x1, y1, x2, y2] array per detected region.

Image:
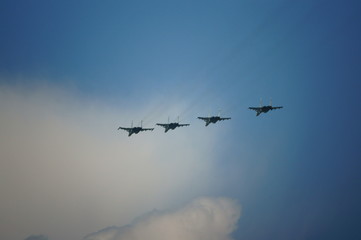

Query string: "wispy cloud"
[[0, 83, 231, 240], [24, 235, 49, 240], [84, 197, 241, 240]]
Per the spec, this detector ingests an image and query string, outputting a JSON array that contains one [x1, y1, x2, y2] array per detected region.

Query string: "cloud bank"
[[0, 83, 232, 240], [24, 235, 49, 240], [84, 197, 240, 240]]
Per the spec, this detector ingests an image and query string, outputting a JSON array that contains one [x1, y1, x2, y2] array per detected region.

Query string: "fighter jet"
[[117, 121, 154, 137], [198, 112, 231, 126], [156, 117, 190, 133], [249, 98, 283, 116]]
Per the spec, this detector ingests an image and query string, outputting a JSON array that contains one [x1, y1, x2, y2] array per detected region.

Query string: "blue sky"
[[1, 1, 361, 240]]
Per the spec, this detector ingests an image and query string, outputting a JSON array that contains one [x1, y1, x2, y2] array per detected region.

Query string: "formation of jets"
[[118, 99, 283, 136]]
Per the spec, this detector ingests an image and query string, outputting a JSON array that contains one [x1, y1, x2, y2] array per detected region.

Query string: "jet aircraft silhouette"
[[198, 113, 231, 126], [156, 117, 190, 133], [249, 98, 283, 116], [117, 121, 154, 137]]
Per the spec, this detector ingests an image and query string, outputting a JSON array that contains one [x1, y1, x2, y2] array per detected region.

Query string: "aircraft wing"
[[249, 107, 260, 111], [140, 128, 154, 131], [178, 124, 190, 127], [156, 123, 168, 128], [220, 117, 231, 121], [118, 127, 131, 131], [272, 106, 283, 109], [198, 117, 209, 121]]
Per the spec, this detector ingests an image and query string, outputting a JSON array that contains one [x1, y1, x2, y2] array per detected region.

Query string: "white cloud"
[[84, 197, 241, 240], [0, 83, 230, 240], [24, 235, 49, 240]]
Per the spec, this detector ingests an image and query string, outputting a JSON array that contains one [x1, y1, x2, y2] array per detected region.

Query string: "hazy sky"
[[1, 1, 361, 240]]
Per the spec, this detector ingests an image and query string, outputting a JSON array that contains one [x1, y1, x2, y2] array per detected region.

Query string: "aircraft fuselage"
[[260, 106, 272, 113], [130, 127, 142, 134], [204, 116, 223, 126], [164, 123, 181, 132], [209, 116, 222, 123], [168, 123, 179, 130]]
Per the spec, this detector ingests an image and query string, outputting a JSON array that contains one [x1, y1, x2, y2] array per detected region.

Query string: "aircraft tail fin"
[[205, 120, 210, 127]]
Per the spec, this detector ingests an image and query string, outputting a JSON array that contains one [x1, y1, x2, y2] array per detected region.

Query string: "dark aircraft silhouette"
[[198, 113, 231, 126], [156, 117, 190, 133], [249, 98, 283, 116], [117, 121, 154, 137]]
